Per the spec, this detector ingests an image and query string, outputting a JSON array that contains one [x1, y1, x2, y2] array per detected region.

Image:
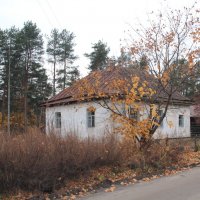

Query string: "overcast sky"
[[0, 0, 197, 76]]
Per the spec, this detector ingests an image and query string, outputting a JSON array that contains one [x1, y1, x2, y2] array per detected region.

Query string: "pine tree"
[[57, 29, 77, 91], [46, 29, 61, 95], [18, 21, 44, 130], [85, 40, 110, 71], [0, 23, 53, 131], [67, 67, 80, 86], [28, 65, 52, 126], [0, 28, 7, 128], [0, 27, 21, 129]]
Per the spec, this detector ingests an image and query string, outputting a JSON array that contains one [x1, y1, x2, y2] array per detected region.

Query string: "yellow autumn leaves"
[[75, 71, 160, 141], [0, 111, 37, 129]]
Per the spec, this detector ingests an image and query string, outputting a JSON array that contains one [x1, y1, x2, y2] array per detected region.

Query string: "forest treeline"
[[0, 21, 80, 130], [0, 20, 200, 132]]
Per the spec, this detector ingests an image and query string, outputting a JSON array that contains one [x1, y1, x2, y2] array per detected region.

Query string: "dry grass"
[[0, 130, 126, 192], [0, 129, 187, 193]]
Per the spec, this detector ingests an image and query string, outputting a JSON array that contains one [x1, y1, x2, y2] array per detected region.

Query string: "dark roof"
[[43, 66, 191, 107], [192, 95, 200, 105]]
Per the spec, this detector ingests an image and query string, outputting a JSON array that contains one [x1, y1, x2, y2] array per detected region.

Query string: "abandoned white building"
[[43, 67, 192, 138]]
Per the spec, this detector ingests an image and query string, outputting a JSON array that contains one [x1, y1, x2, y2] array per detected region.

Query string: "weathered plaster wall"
[[46, 102, 190, 138], [154, 105, 190, 138], [46, 102, 113, 137]]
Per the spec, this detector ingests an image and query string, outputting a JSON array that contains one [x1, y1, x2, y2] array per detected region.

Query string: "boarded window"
[[55, 112, 61, 128], [179, 115, 184, 127], [87, 110, 95, 128]]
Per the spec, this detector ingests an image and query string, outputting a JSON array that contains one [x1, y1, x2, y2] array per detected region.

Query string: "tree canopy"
[[85, 40, 110, 71], [47, 29, 79, 93], [75, 5, 200, 148], [0, 22, 52, 130]]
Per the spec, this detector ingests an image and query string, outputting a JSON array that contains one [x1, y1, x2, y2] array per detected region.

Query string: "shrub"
[[126, 139, 186, 171], [0, 130, 125, 192], [0, 130, 186, 193]]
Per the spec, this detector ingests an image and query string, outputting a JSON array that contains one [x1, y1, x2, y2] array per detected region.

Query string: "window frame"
[[87, 110, 95, 128], [128, 107, 139, 121], [55, 112, 61, 128], [179, 115, 184, 127], [158, 109, 164, 128]]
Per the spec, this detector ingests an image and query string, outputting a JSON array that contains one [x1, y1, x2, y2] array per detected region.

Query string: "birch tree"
[[75, 5, 200, 147]]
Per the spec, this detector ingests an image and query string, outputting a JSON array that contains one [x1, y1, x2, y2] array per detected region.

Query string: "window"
[[129, 107, 139, 121], [55, 112, 61, 128], [179, 115, 184, 127], [87, 110, 95, 128], [158, 109, 164, 127]]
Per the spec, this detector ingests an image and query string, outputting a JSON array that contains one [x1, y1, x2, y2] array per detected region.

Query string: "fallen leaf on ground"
[[142, 177, 150, 182], [69, 194, 76, 199], [105, 185, 116, 192]]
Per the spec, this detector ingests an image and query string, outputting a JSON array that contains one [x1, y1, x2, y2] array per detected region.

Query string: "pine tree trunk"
[[24, 71, 28, 132], [63, 59, 66, 89], [53, 60, 56, 96], [24, 55, 29, 132], [1, 92, 5, 129]]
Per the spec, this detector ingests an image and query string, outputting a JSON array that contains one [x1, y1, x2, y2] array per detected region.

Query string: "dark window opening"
[[87, 111, 95, 128], [179, 115, 184, 127], [129, 107, 139, 121], [55, 112, 61, 128]]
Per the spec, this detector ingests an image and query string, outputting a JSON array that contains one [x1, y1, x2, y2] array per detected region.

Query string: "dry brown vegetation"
[[0, 129, 191, 194], [0, 130, 126, 193]]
